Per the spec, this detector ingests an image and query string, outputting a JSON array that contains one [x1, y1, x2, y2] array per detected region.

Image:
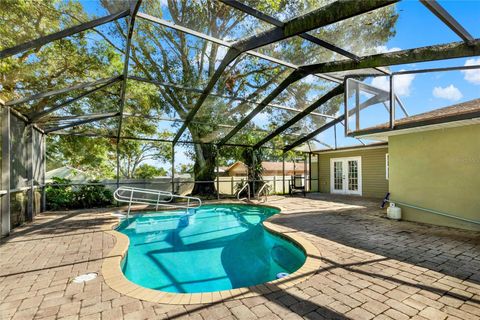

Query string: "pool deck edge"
[[101, 204, 323, 304]]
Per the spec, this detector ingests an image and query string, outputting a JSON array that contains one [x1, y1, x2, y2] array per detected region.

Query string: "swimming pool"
[[117, 204, 306, 293]]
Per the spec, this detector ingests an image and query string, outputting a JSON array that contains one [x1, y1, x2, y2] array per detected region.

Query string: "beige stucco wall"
[[388, 124, 480, 231], [317, 146, 389, 198]]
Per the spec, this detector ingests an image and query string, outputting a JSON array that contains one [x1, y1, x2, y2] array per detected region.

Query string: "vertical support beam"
[[116, 1, 142, 143], [116, 141, 120, 190], [355, 82, 360, 131], [41, 133, 46, 212], [252, 149, 256, 198], [1, 104, 11, 237], [317, 154, 321, 192], [216, 147, 220, 200], [171, 142, 175, 194], [273, 175, 276, 194], [282, 152, 286, 195], [334, 123, 338, 149], [390, 75, 395, 129], [26, 125, 34, 221], [308, 153, 312, 192], [344, 77, 349, 136]]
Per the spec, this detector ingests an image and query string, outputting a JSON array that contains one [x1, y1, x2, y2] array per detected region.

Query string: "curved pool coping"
[[102, 203, 322, 304]]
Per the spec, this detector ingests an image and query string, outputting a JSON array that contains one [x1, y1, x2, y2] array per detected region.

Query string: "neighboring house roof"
[[223, 161, 305, 173], [356, 98, 480, 140], [45, 166, 90, 182]]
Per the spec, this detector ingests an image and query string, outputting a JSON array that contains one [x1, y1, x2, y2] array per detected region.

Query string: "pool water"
[[117, 204, 306, 293]]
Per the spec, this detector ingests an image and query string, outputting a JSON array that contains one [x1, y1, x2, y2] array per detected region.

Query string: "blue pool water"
[[117, 204, 306, 293]]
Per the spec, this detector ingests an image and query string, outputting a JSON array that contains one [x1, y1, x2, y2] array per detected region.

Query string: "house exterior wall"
[[388, 124, 480, 231], [317, 146, 388, 198]]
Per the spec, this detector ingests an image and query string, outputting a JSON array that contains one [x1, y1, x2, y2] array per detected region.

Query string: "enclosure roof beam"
[[172, 48, 241, 144], [300, 39, 480, 74], [6, 76, 122, 107], [128, 75, 336, 118], [116, 0, 142, 142], [213, 1, 397, 147], [420, 0, 474, 42], [233, 0, 398, 53], [37, 112, 121, 122], [218, 0, 360, 61], [136, 12, 342, 84], [44, 112, 119, 134], [217, 71, 304, 147], [172, 1, 396, 144], [253, 84, 344, 149], [28, 76, 122, 122], [0, 9, 130, 59], [51, 131, 279, 150], [284, 115, 345, 152]]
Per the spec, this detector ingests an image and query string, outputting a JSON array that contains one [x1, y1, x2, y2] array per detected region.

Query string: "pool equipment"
[[276, 272, 290, 279]]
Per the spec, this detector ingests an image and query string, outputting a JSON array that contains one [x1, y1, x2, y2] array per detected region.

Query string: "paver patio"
[[0, 195, 479, 320]]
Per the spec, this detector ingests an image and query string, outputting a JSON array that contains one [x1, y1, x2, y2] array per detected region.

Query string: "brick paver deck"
[[1, 195, 479, 320]]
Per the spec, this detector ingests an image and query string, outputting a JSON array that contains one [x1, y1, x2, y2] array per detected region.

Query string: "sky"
[[314, 0, 480, 150], [117, 0, 480, 170]]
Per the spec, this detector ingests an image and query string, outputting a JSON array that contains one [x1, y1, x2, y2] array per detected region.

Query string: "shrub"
[[45, 177, 75, 210], [46, 177, 113, 210], [75, 181, 113, 208]]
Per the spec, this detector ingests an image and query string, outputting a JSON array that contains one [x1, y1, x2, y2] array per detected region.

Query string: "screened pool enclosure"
[[1, 0, 480, 236]]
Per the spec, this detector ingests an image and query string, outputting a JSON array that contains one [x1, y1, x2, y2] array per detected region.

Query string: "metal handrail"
[[236, 182, 250, 201], [114, 186, 202, 218], [257, 183, 270, 203], [388, 199, 480, 226]]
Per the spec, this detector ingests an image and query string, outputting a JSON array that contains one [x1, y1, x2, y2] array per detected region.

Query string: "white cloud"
[[462, 58, 480, 85], [370, 73, 415, 96], [432, 84, 463, 101], [375, 46, 402, 54]]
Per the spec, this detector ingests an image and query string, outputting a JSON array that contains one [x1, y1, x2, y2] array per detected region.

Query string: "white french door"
[[330, 157, 362, 195]]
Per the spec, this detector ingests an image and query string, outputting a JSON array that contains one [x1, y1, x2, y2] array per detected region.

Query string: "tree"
[[117, 136, 172, 179], [134, 164, 167, 179], [2, 0, 398, 195], [121, 0, 397, 195]]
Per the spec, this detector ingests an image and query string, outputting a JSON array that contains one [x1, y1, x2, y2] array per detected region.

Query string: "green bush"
[[46, 177, 113, 210], [45, 177, 76, 211], [75, 180, 113, 208]]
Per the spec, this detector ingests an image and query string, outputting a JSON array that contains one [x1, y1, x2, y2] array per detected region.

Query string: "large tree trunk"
[[190, 143, 217, 196], [242, 148, 264, 197]]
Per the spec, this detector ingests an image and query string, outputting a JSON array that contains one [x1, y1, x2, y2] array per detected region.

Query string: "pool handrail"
[[236, 182, 250, 201], [113, 186, 202, 218], [257, 183, 270, 203]]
